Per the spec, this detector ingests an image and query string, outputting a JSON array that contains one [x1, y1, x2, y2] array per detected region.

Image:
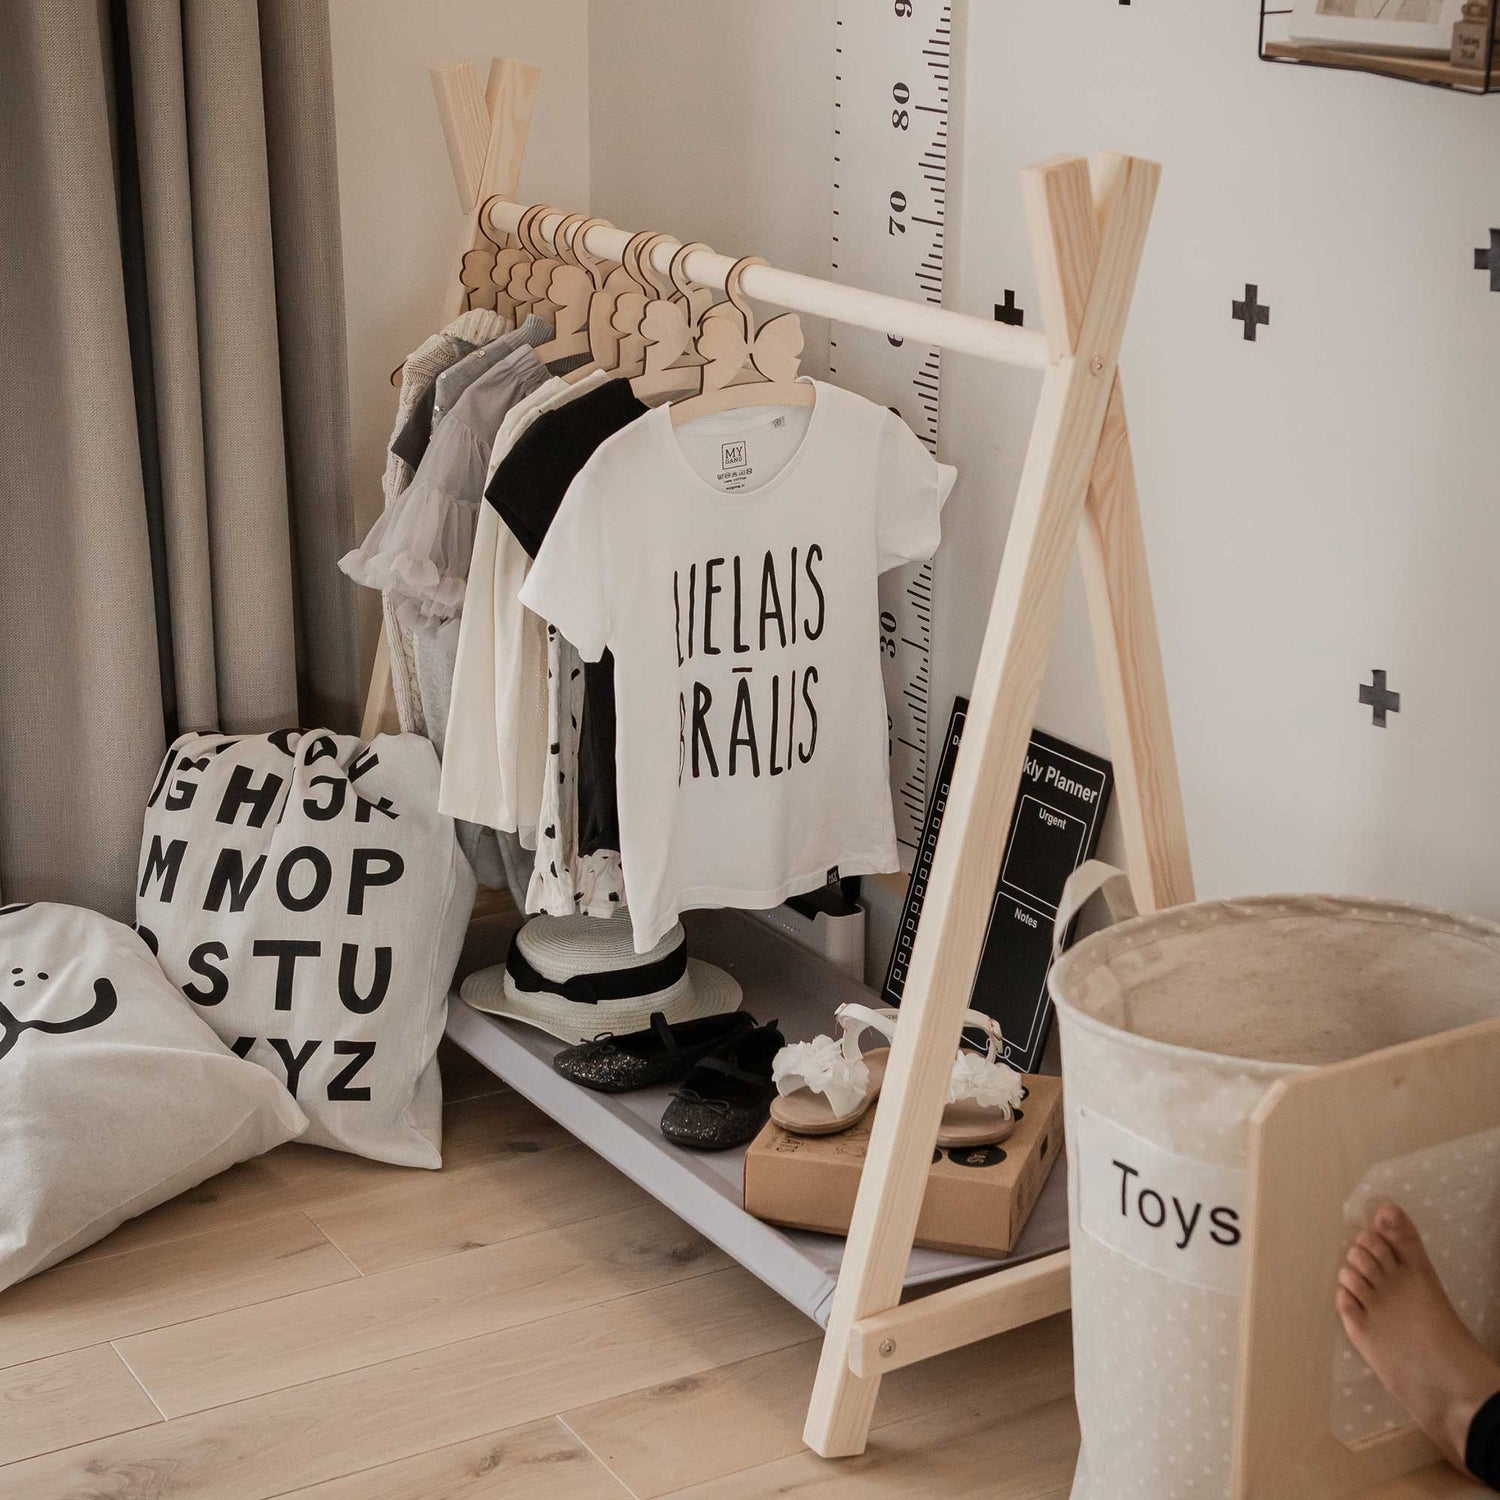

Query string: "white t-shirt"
[[519, 380, 956, 952], [441, 371, 609, 843]]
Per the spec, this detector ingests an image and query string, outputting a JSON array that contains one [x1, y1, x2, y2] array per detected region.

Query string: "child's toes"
[[1348, 1242, 1387, 1286], [1337, 1285, 1367, 1323], [1340, 1263, 1375, 1302], [1374, 1203, 1423, 1261], [1356, 1228, 1397, 1273]]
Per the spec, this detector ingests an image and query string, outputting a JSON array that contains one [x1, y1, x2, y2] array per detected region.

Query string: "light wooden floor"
[[0, 1040, 1080, 1499]]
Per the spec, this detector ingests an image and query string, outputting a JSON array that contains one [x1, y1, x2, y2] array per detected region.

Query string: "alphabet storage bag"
[[1049, 873, 1500, 1500], [137, 729, 476, 1166]]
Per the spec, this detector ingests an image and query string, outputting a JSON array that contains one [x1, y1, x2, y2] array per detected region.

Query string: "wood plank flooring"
[[0, 1040, 1079, 1498]]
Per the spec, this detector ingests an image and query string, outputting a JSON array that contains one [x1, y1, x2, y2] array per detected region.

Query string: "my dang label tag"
[[1076, 1106, 1246, 1295]]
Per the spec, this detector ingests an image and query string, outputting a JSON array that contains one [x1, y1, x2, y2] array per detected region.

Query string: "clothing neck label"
[[679, 411, 802, 495], [1075, 1105, 1246, 1295], [717, 439, 753, 491]]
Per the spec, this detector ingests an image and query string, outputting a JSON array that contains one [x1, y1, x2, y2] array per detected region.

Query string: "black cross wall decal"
[[994, 290, 1024, 327], [1359, 670, 1401, 728], [1232, 284, 1270, 341], [1475, 230, 1500, 293]]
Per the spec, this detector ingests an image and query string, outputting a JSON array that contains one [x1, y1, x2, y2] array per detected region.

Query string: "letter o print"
[[277, 847, 333, 912]]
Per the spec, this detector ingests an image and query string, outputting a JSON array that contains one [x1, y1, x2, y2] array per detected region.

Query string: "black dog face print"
[[674, 543, 825, 782], [0, 901, 309, 1293], [136, 729, 476, 1167], [0, 902, 118, 1062], [0, 968, 116, 1063]]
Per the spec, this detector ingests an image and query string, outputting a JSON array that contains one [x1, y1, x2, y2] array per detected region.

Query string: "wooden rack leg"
[[361, 631, 396, 739], [803, 152, 1162, 1459], [1078, 373, 1193, 911], [1023, 149, 1191, 912], [435, 56, 539, 323], [1067, 154, 1193, 912], [361, 56, 540, 737]]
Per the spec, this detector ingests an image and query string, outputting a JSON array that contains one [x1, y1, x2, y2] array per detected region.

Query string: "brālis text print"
[[673, 544, 827, 782]]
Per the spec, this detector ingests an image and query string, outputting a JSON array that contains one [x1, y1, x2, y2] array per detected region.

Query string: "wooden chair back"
[[1233, 1017, 1500, 1498]]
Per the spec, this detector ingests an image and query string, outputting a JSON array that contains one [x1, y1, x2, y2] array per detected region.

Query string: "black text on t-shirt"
[[672, 544, 826, 782]]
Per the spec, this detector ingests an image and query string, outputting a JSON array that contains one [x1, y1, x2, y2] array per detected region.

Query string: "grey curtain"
[[0, 0, 359, 920]]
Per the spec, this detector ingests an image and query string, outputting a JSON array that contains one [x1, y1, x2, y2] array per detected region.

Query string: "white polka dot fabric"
[[1061, 1009, 1272, 1499], [1051, 894, 1500, 1499], [526, 627, 626, 919], [1333, 1127, 1500, 1444]]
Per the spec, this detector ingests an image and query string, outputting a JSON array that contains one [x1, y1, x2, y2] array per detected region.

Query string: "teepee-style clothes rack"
[[366, 56, 1194, 1461]]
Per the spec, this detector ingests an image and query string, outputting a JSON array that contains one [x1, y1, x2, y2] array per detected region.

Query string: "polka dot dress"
[[525, 628, 626, 919]]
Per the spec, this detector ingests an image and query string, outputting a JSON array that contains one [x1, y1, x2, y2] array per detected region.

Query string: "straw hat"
[[461, 914, 743, 1044]]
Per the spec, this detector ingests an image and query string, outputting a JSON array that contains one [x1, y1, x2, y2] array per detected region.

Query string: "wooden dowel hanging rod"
[[486, 200, 1052, 372]]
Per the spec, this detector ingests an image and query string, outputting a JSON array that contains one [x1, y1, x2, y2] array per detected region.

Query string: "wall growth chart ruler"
[[831, 0, 951, 868]]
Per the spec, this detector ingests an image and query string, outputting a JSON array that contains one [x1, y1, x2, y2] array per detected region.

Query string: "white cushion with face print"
[[0, 901, 306, 1293]]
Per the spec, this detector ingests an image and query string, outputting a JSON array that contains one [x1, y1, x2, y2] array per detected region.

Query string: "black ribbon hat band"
[[505, 935, 689, 1006]]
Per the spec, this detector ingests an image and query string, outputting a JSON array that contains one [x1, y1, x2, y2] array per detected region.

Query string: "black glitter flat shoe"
[[659, 1021, 786, 1151], [552, 1009, 756, 1093]]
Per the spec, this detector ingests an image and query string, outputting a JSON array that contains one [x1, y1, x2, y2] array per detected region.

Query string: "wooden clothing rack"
[[367, 56, 1195, 1461]]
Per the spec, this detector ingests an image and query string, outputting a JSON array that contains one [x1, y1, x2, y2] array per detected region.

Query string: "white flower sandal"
[[770, 1004, 1025, 1145], [770, 1002, 893, 1135], [937, 1011, 1026, 1149]]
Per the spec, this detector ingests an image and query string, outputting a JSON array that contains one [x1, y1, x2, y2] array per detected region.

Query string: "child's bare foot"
[[1336, 1202, 1500, 1475]]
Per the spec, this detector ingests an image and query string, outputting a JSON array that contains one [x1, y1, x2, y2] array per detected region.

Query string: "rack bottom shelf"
[[448, 906, 1070, 1328]]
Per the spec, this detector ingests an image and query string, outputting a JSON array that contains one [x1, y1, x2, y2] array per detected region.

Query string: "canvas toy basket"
[[1049, 863, 1500, 1500]]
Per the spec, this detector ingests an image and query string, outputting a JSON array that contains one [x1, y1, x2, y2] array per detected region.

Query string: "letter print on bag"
[[1077, 1107, 1246, 1295], [135, 729, 477, 1166]]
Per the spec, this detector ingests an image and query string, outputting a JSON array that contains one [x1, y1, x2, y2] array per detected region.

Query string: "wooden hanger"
[[562, 228, 653, 382], [387, 194, 536, 388], [487, 197, 536, 324], [495, 202, 543, 320], [669, 256, 813, 425], [458, 195, 507, 316], [669, 241, 717, 339], [629, 235, 709, 402], [632, 299, 705, 401], [501, 203, 555, 320], [531, 214, 608, 364], [520, 204, 570, 319], [605, 231, 675, 381]]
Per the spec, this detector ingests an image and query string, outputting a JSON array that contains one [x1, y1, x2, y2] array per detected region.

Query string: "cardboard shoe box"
[[744, 1074, 1063, 1257]]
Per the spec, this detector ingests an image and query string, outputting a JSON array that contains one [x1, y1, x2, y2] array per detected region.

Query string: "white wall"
[[329, 2, 1498, 967], [586, 0, 834, 374], [944, 3, 1499, 920], [330, 0, 591, 672], [587, 1, 1500, 973]]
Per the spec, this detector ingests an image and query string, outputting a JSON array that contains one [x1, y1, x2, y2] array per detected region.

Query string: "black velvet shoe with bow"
[[658, 1021, 786, 1151], [552, 1010, 756, 1094]]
